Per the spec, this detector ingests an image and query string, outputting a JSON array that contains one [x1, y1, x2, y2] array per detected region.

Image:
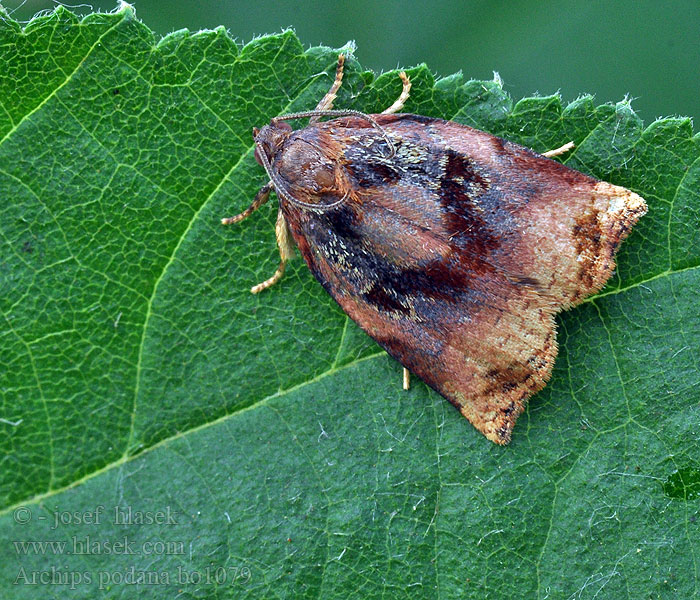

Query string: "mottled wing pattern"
[[281, 114, 646, 444]]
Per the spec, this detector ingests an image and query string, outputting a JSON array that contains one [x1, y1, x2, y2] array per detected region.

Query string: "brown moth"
[[223, 55, 647, 444]]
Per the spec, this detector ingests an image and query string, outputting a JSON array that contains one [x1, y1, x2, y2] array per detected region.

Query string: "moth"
[[223, 55, 647, 444]]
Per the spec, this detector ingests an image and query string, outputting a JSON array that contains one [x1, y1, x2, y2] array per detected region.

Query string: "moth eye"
[[277, 121, 292, 132]]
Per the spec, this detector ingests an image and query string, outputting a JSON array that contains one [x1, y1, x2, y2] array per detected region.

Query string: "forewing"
[[281, 114, 646, 444]]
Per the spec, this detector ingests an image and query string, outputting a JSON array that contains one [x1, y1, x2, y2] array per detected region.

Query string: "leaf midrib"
[[1, 260, 694, 514], [0, 350, 385, 516], [124, 53, 340, 459]]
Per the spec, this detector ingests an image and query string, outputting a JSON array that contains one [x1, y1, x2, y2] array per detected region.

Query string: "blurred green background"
[[5, 0, 700, 124]]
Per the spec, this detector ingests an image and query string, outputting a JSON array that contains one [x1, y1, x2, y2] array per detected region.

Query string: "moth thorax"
[[274, 138, 341, 205]]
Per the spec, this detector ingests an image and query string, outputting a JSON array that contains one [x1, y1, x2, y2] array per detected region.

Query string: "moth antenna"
[[273, 109, 396, 158], [255, 141, 351, 212]]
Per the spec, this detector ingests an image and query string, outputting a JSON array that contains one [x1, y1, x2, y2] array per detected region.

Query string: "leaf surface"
[[1, 5, 698, 599]]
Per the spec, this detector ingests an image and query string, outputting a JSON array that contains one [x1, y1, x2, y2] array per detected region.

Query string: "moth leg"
[[403, 368, 411, 391], [310, 54, 346, 121], [543, 141, 575, 158], [250, 208, 296, 294], [221, 182, 272, 225], [382, 72, 411, 115]]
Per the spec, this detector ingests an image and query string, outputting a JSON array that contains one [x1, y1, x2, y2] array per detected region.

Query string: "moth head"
[[253, 121, 292, 167], [252, 118, 351, 212]]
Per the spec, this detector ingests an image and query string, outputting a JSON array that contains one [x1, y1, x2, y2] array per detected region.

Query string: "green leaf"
[[1, 5, 698, 599]]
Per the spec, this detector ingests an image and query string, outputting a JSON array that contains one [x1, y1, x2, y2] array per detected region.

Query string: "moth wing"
[[325, 264, 559, 444], [282, 115, 646, 444]]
